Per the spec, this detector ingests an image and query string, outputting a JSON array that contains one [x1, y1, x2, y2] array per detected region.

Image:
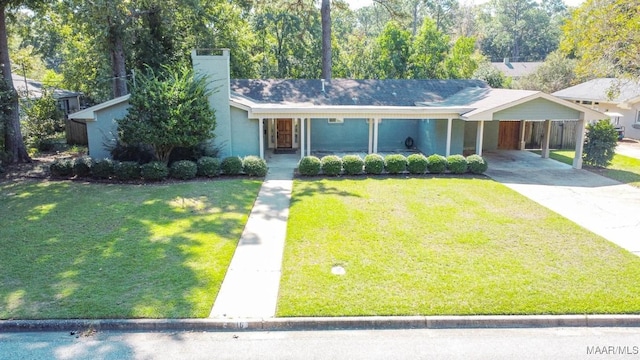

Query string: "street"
[[1, 327, 639, 360]]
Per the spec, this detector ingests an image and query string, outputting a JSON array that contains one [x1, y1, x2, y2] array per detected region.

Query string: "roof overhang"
[[69, 94, 130, 122]]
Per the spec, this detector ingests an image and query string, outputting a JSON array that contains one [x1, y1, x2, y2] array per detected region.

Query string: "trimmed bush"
[[115, 161, 140, 181], [243, 156, 268, 177], [197, 156, 220, 177], [49, 158, 73, 177], [220, 156, 243, 175], [583, 119, 618, 168], [141, 161, 168, 181], [321, 155, 342, 176], [170, 160, 198, 180], [298, 156, 321, 176], [385, 154, 407, 174], [446, 154, 468, 174], [342, 154, 364, 175], [92, 159, 115, 179], [426, 154, 447, 174], [467, 155, 488, 174], [364, 154, 384, 175], [406, 153, 428, 174], [72, 156, 93, 177]]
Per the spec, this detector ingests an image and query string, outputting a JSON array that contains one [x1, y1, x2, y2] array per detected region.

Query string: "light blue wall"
[[416, 119, 464, 156], [89, 102, 130, 159], [229, 107, 259, 157], [310, 118, 369, 152], [463, 121, 499, 152], [377, 120, 419, 151], [494, 98, 580, 120]]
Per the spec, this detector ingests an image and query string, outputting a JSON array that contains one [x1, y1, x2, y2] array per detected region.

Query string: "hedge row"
[[298, 153, 488, 176], [49, 155, 268, 182]]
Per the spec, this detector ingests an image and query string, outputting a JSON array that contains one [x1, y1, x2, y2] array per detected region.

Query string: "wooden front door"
[[277, 119, 292, 148], [498, 121, 521, 150]]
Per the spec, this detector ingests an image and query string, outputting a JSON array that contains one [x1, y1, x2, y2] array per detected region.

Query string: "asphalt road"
[[1, 327, 639, 360]]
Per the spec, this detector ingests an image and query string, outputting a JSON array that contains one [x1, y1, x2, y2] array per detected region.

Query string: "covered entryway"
[[276, 119, 293, 149]]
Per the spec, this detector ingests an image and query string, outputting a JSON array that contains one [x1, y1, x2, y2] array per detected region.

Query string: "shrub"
[[243, 156, 268, 177], [170, 160, 198, 180], [109, 141, 155, 164], [141, 161, 168, 181], [446, 154, 468, 174], [466, 155, 488, 174], [298, 156, 321, 176], [385, 154, 407, 174], [72, 156, 93, 177], [92, 159, 115, 179], [221, 156, 243, 175], [406, 153, 428, 174], [115, 161, 140, 181], [342, 154, 364, 175], [321, 155, 342, 176], [426, 154, 447, 174], [197, 156, 220, 177], [583, 119, 618, 168], [49, 158, 73, 177], [364, 154, 384, 175]]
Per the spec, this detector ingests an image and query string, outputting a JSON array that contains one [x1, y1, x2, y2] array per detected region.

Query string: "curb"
[[2, 315, 640, 333]]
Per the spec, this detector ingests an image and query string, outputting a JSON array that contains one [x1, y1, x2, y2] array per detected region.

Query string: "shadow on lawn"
[[290, 178, 362, 205], [0, 179, 257, 320]]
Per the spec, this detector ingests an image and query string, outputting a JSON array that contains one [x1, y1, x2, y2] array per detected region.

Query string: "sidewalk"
[[209, 153, 298, 319]]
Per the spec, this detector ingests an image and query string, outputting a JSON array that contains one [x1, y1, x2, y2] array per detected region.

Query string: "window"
[[636, 111, 640, 124], [328, 118, 344, 124]]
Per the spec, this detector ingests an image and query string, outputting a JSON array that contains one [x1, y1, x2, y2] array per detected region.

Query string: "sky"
[[346, 0, 585, 10]]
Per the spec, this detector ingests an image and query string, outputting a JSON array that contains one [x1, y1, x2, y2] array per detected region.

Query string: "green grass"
[[536, 150, 640, 188], [278, 178, 640, 316], [0, 179, 262, 319]]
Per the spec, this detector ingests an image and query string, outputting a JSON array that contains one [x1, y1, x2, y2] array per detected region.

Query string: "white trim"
[[306, 118, 311, 156], [573, 115, 585, 169], [446, 118, 452, 157], [259, 118, 264, 159], [300, 117, 306, 158], [368, 118, 373, 153], [68, 94, 131, 121], [476, 121, 484, 156], [373, 118, 379, 153]]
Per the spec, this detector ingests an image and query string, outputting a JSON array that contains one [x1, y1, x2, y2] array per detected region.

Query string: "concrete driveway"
[[617, 138, 640, 160], [484, 150, 640, 256]]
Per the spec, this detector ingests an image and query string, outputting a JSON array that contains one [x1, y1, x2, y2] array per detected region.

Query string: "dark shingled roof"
[[230, 79, 489, 106]]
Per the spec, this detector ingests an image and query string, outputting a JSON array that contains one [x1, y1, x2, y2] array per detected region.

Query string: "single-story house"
[[553, 78, 640, 140], [70, 49, 603, 169], [490, 58, 542, 79], [13, 73, 82, 116]]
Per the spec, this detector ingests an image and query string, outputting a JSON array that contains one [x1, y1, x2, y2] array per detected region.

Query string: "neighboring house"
[[553, 78, 640, 140], [12, 74, 82, 116], [70, 50, 603, 169], [490, 58, 542, 79]]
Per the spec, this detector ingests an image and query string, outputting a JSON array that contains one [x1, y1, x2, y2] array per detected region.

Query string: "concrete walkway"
[[484, 150, 640, 256], [209, 153, 299, 319], [617, 138, 640, 160]]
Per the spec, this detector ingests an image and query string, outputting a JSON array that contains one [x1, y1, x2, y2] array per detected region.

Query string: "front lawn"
[[537, 150, 640, 188], [278, 178, 640, 316], [0, 179, 262, 319]]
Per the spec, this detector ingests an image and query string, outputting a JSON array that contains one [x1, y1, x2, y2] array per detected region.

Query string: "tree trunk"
[[0, 6, 30, 164], [108, 25, 128, 98], [321, 0, 331, 80]]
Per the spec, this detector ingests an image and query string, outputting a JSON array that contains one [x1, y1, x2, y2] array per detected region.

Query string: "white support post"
[[368, 118, 373, 153], [300, 117, 306, 159], [259, 118, 265, 159], [373, 118, 379, 153], [541, 119, 551, 159], [519, 120, 527, 150], [573, 116, 586, 169], [446, 118, 453, 156], [476, 121, 484, 156], [306, 118, 311, 156]]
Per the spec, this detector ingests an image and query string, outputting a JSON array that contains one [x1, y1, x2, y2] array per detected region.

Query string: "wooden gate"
[[277, 119, 292, 148], [498, 121, 520, 150]]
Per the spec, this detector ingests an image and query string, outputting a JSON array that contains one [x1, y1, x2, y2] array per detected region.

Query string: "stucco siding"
[[310, 118, 369, 152], [229, 107, 259, 157], [89, 102, 129, 159], [377, 119, 419, 151], [464, 121, 499, 152], [600, 102, 640, 140], [494, 98, 580, 120], [416, 119, 464, 156]]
